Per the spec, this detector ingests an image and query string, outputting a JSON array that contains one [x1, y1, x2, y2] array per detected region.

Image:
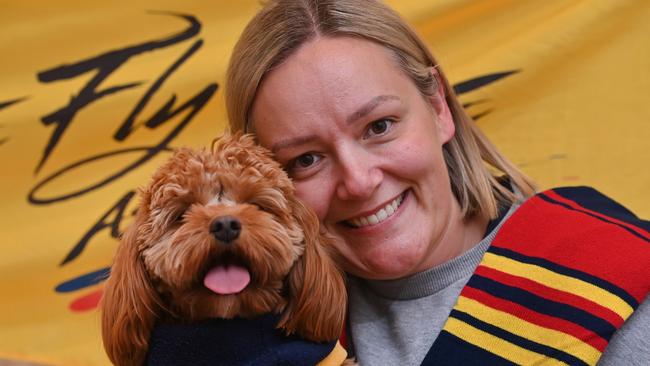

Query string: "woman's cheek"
[[294, 181, 329, 221]]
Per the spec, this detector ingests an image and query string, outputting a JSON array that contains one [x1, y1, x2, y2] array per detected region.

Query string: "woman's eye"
[[365, 119, 393, 138], [295, 153, 319, 168], [285, 152, 322, 178]]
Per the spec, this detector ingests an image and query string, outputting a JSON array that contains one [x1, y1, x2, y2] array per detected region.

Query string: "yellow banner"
[[1, 1, 648, 365]]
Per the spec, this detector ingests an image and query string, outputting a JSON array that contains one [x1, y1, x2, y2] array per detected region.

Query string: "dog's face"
[[101, 134, 346, 366], [138, 138, 304, 319]]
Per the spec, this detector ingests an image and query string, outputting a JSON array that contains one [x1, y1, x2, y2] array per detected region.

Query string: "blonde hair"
[[225, 0, 535, 219]]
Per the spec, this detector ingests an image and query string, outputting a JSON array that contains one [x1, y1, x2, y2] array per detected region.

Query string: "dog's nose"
[[210, 215, 241, 244]]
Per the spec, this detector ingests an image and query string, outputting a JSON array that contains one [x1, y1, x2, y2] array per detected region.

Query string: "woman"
[[225, 0, 650, 365]]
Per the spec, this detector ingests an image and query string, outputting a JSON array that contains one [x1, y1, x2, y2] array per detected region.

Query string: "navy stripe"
[[449, 310, 589, 366], [422, 330, 517, 366], [488, 245, 639, 310], [539, 191, 650, 243], [468, 274, 616, 341], [552, 186, 650, 233], [54, 267, 110, 293]]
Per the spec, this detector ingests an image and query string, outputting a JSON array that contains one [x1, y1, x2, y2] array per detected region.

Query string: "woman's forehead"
[[250, 37, 415, 134], [272, 36, 401, 84]]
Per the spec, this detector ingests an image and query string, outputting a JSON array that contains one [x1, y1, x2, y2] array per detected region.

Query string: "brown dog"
[[101, 133, 347, 366]]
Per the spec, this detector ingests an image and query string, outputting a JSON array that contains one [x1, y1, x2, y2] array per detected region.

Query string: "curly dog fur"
[[101, 133, 347, 366]]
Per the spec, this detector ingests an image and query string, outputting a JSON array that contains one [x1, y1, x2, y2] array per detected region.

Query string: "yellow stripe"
[[316, 341, 348, 366], [482, 252, 633, 319], [457, 296, 601, 365], [444, 317, 568, 366]]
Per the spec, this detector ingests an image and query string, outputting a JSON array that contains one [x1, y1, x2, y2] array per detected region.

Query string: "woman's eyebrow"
[[346, 95, 400, 124], [270, 95, 400, 154], [270, 134, 317, 154]]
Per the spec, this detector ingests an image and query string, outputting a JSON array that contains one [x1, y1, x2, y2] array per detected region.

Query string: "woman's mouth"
[[345, 191, 407, 228]]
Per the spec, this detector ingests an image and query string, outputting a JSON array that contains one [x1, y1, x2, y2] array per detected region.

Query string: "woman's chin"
[[345, 253, 426, 281]]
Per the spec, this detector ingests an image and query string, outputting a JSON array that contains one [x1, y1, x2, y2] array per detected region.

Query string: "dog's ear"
[[278, 198, 347, 342], [101, 216, 162, 366]]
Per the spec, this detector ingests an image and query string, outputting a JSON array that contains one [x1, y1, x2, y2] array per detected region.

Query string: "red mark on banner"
[[69, 289, 103, 312]]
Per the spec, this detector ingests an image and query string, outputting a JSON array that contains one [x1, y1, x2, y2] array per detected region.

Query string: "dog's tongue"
[[203, 265, 251, 295]]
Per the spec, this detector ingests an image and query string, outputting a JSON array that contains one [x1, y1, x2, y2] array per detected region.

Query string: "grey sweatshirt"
[[347, 203, 650, 365]]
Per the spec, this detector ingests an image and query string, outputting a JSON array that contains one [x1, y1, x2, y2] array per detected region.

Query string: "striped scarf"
[[422, 187, 650, 365]]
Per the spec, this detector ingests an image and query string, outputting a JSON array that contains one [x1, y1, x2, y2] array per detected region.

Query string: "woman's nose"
[[335, 149, 383, 201]]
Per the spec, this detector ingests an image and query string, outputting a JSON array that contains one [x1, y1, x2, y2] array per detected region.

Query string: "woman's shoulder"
[[598, 292, 650, 365], [480, 185, 649, 365], [498, 186, 650, 291], [509, 185, 649, 245]]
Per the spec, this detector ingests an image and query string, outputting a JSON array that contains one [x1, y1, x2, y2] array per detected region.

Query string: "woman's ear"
[[101, 218, 162, 366], [278, 198, 347, 342], [428, 66, 455, 144]]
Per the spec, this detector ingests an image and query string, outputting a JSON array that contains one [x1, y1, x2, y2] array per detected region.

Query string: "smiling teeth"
[[348, 193, 405, 228]]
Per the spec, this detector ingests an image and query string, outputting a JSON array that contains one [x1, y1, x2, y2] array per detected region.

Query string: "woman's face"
[[252, 37, 478, 280]]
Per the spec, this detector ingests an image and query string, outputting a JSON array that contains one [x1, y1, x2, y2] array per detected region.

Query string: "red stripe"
[[69, 288, 103, 312], [492, 193, 650, 303], [475, 265, 624, 328], [460, 286, 608, 352], [544, 190, 650, 240]]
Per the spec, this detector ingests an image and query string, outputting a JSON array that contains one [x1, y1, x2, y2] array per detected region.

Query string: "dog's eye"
[[171, 209, 186, 224]]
